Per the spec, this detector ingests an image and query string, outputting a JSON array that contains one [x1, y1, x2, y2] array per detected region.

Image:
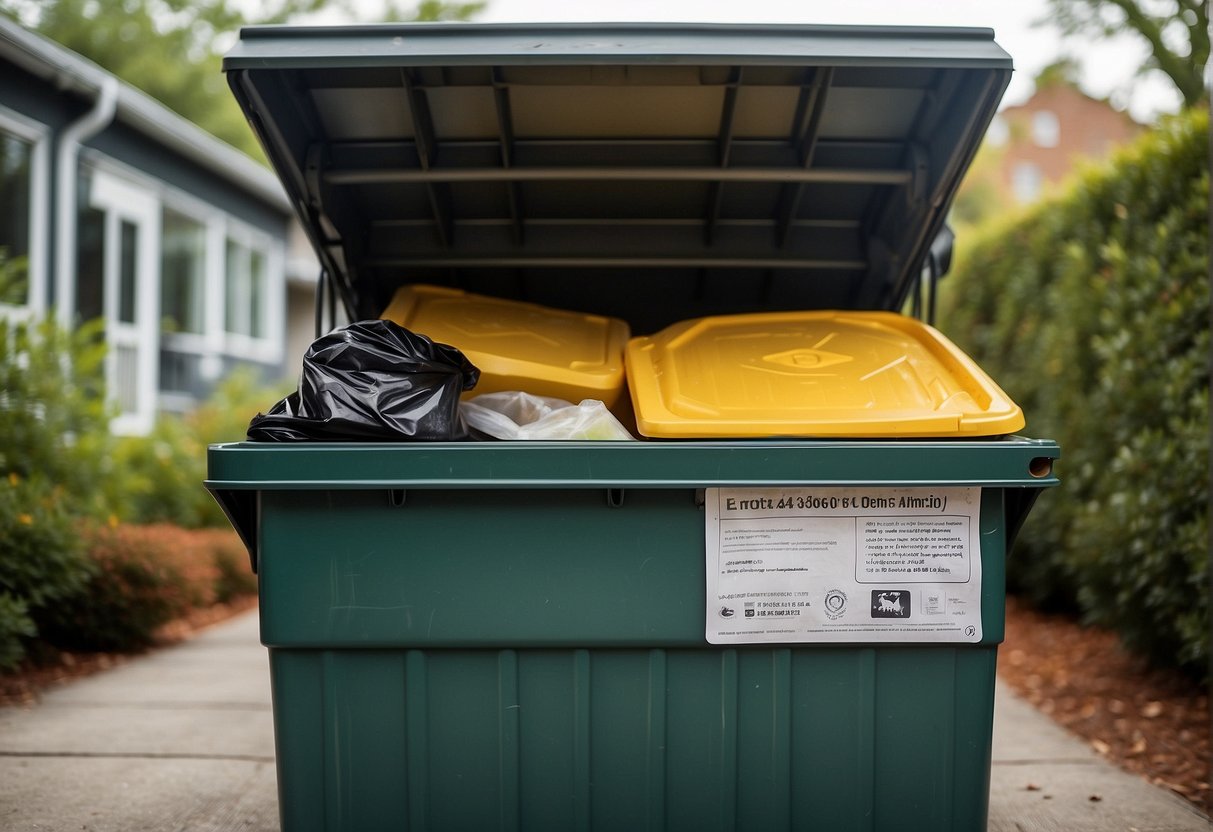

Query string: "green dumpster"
[[208, 23, 1060, 832]]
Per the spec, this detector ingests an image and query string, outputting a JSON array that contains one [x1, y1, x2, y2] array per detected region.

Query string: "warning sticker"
[[705, 487, 983, 644]]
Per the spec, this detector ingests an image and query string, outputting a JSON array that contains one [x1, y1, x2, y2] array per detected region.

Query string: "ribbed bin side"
[[268, 646, 997, 832]]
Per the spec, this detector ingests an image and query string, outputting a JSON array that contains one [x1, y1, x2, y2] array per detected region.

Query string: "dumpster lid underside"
[[226, 23, 1011, 332]]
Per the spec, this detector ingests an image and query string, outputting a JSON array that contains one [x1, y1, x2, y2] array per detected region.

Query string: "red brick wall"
[[991, 85, 1143, 203]]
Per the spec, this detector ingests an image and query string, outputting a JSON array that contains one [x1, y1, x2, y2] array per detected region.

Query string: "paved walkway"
[[0, 611, 1207, 831]]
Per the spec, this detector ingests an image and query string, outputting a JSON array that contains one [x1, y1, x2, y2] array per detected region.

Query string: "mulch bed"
[[3, 592, 1208, 816], [999, 594, 1210, 814]]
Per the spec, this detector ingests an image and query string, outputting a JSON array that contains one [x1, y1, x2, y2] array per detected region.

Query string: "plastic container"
[[626, 310, 1024, 438], [381, 285, 630, 408], [212, 21, 1060, 832]]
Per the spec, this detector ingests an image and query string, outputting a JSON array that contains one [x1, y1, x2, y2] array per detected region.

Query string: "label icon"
[[871, 590, 911, 618], [719, 606, 735, 619], [824, 589, 848, 620]]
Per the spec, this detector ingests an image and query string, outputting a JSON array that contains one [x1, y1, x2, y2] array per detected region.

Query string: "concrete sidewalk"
[[0, 610, 1207, 831]]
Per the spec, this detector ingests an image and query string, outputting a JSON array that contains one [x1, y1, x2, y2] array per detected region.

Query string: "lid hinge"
[[304, 143, 327, 213]]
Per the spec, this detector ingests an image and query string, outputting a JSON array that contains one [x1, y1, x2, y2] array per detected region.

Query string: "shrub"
[[37, 524, 253, 653], [0, 311, 117, 521], [0, 593, 35, 672], [941, 109, 1209, 679], [38, 525, 204, 652], [0, 475, 93, 669], [108, 368, 291, 528], [108, 417, 213, 528], [0, 253, 263, 664], [206, 531, 258, 603]]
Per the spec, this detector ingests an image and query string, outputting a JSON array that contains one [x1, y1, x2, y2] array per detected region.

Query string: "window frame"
[[159, 202, 211, 340], [0, 106, 50, 320], [222, 217, 284, 364], [1011, 161, 1044, 204], [1031, 110, 1061, 148], [78, 153, 287, 422], [84, 166, 161, 437]]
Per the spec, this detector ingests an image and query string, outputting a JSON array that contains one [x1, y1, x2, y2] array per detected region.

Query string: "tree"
[[0, 0, 486, 159], [1040, 0, 1209, 109]]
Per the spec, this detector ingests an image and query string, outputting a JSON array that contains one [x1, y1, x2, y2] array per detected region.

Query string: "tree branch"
[[1104, 0, 1206, 106]]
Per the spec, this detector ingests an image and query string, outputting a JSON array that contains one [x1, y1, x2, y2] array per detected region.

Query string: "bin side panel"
[[980, 488, 1008, 644], [258, 489, 708, 648], [952, 645, 998, 827], [322, 652, 410, 828], [424, 651, 506, 830], [267, 646, 996, 831], [257, 488, 1011, 648], [874, 649, 959, 830], [790, 647, 876, 831], [269, 651, 326, 831]]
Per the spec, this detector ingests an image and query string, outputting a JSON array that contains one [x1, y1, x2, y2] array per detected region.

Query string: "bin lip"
[[222, 21, 1012, 329], [205, 436, 1060, 491]]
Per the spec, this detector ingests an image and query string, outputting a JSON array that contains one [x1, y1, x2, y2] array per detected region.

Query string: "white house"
[[0, 18, 317, 434]]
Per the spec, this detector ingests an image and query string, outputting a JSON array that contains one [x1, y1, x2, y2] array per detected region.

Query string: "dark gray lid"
[[225, 22, 1011, 332]]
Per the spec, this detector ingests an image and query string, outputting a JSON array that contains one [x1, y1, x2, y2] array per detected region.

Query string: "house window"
[[78, 168, 160, 436], [225, 237, 269, 339], [1011, 162, 1044, 204], [160, 208, 206, 334], [0, 130, 33, 306], [118, 219, 138, 325], [75, 203, 105, 323], [1032, 110, 1060, 148]]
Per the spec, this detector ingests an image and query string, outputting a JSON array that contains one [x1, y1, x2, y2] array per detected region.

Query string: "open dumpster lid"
[[225, 22, 1011, 333]]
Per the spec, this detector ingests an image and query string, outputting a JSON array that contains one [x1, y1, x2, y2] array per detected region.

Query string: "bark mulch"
[[999, 594, 1210, 814]]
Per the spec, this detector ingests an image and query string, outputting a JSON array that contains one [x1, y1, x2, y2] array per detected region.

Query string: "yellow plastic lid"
[[381, 285, 630, 407], [625, 310, 1024, 438]]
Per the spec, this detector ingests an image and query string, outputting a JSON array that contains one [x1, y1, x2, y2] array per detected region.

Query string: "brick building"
[[983, 80, 1144, 205]]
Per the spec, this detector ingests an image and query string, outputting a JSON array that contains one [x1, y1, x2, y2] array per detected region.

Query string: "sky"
[[460, 0, 1183, 122]]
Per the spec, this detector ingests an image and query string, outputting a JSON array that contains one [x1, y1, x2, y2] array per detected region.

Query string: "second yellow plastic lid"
[[625, 310, 1024, 438]]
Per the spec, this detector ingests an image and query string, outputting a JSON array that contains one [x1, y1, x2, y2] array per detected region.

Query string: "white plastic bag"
[[462, 391, 634, 440]]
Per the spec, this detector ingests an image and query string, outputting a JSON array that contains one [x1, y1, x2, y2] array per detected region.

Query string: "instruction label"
[[705, 487, 983, 644]]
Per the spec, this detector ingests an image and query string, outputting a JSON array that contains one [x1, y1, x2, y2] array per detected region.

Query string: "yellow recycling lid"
[[626, 310, 1024, 438], [381, 285, 630, 407]]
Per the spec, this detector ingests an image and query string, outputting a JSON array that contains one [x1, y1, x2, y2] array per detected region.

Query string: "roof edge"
[[0, 16, 289, 214]]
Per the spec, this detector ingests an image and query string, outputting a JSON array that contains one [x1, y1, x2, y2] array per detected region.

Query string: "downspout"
[[54, 75, 118, 325]]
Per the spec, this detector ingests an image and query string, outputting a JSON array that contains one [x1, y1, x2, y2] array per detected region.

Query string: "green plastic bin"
[[210, 23, 1061, 832]]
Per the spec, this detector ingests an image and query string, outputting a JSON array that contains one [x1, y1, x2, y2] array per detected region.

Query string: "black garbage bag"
[[247, 320, 480, 441]]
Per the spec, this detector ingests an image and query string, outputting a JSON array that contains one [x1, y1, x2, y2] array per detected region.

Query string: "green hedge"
[[941, 109, 1209, 679], [0, 256, 274, 669], [0, 310, 107, 671], [38, 525, 254, 653], [107, 368, 289, 528]]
